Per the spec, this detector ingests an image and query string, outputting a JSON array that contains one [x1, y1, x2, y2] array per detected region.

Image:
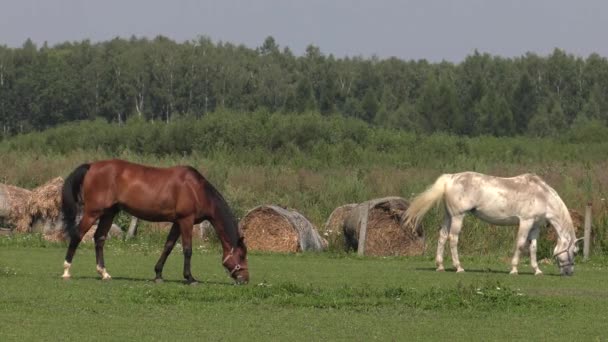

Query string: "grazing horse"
[[403, 172, 580, 276], [61, 159, 249, 284]]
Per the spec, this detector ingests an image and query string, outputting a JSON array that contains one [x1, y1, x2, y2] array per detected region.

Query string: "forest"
[[1, 35, 608, 138]]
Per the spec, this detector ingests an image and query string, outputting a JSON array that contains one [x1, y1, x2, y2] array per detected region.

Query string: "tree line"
[[1, 35, 607, 137]]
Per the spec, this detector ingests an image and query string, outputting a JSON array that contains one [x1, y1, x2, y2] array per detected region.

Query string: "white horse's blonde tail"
[[404, 174, 451, 232]]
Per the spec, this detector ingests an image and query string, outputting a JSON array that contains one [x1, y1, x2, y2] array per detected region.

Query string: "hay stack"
[[343, 197, 425, 256], [0, 178, 65, 233], [240, 205, 327, 252], [28, 177, 63, 223], [323, 203, 357, 248], [0, 184, 32, 231]]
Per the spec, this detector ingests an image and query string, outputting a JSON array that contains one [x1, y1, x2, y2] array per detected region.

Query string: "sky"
[[0, 0, 606, 62]]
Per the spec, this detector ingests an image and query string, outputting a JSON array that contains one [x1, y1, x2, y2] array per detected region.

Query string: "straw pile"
[[343, 197, 425, 256], [323, 203, 357, 248], [240, 205, 327, 252], [0, 184, 32, 232], [28, 177, 63, 223], [0, 178, 66, 236]]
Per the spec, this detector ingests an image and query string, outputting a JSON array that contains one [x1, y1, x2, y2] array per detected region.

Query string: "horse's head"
[[553, 237, 582, 276], [222, 237, 249, 284]]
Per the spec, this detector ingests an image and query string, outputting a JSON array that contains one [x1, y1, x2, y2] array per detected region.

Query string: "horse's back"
[[83, 159, 206, 221]]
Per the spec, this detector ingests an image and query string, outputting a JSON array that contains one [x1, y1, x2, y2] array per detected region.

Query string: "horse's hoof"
[[436, 267, 445, 272], [62, 275, 71, 280], [185, 278, 199, 286], [456, 268, 465, 273], [154, 278, 164, 284], [509, 270, 518, 275], [102, 276, 112, 281], [534, 271, 543, 276]]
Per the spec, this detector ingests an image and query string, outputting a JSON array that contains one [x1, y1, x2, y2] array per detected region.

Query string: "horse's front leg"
[[94, 211, 118, 280], [178, 217, 197, 285], [528, 224, 542, 275], [511, 220, 533, 275], [154, 223, 181, 283], [448, 215, 465, 273]]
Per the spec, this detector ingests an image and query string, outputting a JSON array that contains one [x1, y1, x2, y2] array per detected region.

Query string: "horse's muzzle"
[[560, 266, 574, 276], [235, 275, 249, 285]]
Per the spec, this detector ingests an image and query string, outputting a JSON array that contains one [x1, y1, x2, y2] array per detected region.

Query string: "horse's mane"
[[187, 167, 240, 248], [544, 182, 577, 241]]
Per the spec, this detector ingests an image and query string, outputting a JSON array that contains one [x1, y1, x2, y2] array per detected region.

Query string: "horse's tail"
[[404, 174, 451, 232], [62, 164, 90, 240]]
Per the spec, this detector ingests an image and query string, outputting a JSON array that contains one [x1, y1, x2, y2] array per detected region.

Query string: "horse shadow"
[[67, 275, 236, 285], [414, 267, 562, 277]]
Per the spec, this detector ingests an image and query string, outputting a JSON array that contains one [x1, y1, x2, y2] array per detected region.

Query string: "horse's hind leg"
[[178, 217, 197, 285], [435, 214, 451, 272], [447, 215, 465, 273], [153, 223, 181, 283], [528, 223, 542, 275], [63, 213, 99, 279], [510, 219, 534, 275], [94, 210, 118, 280]]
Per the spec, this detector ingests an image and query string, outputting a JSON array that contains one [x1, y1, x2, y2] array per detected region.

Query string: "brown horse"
[[61, 159, 248, 284]]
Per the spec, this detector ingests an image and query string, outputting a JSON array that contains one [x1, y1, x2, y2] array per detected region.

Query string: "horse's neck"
[[547, 195, 575, 243], [208, 205, 239, 251]]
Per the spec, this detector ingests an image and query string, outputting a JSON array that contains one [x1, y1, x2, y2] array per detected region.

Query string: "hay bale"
[[0, 178, 65, 233], [323, 203, 357, 248], [28, 177, 63, 222], [0, 183, 32, 232], [343, 197, 425, 256], [240, 205, 327, 253]]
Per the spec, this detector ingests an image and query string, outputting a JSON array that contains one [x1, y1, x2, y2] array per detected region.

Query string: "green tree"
[[527, 96, 567, 137]]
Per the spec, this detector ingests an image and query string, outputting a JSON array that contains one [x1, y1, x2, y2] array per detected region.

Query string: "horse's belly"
[[121, 204, 177, 222], [471, 209, 520, 226]]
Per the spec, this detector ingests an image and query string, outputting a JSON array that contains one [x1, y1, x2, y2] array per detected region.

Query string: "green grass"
[[1, 238, 607, 341]]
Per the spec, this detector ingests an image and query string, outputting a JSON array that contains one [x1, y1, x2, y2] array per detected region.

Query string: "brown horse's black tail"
[[62, 164, 90, 240]]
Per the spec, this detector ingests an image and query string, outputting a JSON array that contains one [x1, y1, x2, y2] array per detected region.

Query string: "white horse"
[[403, 172, 581, 276]]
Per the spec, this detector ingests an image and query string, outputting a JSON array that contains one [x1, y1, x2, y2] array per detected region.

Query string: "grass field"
[[1, 237, 607, 341]]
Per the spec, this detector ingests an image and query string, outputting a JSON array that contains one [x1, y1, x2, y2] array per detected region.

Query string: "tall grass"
[[1, 112, 607, 256]]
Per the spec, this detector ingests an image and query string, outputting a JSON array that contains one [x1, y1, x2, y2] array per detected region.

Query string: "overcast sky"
[[0, 0, 606, 62]]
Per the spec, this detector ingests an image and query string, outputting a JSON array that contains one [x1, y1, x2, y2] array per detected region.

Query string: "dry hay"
[[240, 205, 327, 253], [323, 203, 357, 248], [28, 177, 63, 222], [343, 197, 425, 256], [0, 183, 32, 232], [0, 178, 65, 233]]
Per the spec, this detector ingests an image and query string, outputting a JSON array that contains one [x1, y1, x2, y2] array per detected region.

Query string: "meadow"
[[1, 115, 608, 340], [1, 236, 607, 341]]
